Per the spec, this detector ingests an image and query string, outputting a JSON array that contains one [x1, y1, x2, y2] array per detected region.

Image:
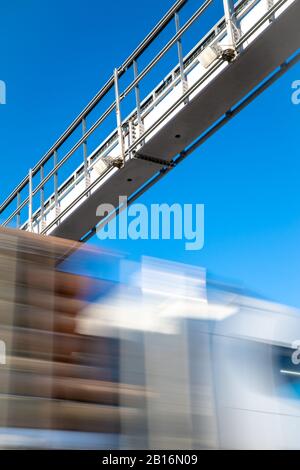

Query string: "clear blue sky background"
[[0, 0, 300, 306]]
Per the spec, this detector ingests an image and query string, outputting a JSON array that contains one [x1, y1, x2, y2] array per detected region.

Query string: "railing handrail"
[[120, 0, 214, 100], [123, 0, 290, 159], [0, 0, 187, 214], [0, 0, 287, 232]]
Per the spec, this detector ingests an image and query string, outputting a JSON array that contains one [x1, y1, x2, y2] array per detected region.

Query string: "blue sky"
[[0, 0, 300, 307]]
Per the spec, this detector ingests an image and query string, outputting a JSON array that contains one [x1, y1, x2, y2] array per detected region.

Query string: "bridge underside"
[[50, 0, 300, 241]]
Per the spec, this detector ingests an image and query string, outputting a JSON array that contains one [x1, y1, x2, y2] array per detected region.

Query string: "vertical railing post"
[[266, 0, 274, 22], [82, 117, 89, 189], [54, 150, 60, 219], [222, 0, 239, 48], [16, 191, 20, 229], [114, 68, 125, 167], [40, 165, 45, 233], [133, 59, 144, 140], [28, 169, 33, 232], [175, 11, 188, 96], [133, 60, 145, 151]]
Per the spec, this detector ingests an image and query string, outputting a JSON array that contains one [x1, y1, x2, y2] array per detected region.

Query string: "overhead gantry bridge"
[[0, 0, 299, 241]]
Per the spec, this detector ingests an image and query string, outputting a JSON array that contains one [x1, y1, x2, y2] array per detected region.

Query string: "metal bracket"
[[134, 153, 176, 168]]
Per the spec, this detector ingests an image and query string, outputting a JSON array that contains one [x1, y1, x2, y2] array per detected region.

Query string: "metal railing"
[[0, 0, 290, 234], [0, 0, 188, 226]]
